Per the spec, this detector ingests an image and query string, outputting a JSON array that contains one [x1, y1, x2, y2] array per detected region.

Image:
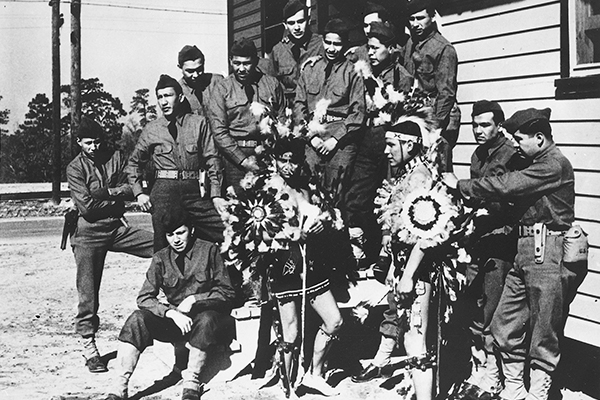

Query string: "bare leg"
[[404, 281, 433, 400], [309, 290, 343, 377], [277, 299, 299, 383]]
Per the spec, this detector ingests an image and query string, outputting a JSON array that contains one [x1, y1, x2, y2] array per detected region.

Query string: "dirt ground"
[[0, 223, 404, 400], [1, 217, 597, 400]]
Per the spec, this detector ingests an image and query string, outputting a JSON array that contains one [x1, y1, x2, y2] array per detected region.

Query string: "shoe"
[[86, 355, 108, 373], [181, 386, 203, 400], [300, 373, 339, 396], [351, 363, 392, 383]]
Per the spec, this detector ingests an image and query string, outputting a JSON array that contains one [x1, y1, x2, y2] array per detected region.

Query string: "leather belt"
[[235, 139, 259, 147], [518, 225, 564, 237], [155, 169, 201, 180]]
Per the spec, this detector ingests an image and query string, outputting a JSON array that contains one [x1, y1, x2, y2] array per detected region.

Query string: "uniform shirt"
[[208, 71, 285, 165], [294, 57, 366, 141], [458, 143, 574, 230], [67, 149, 132, 223], [126, 112, 223, 198], [179, 73, 224, 116], [269, 31, 324, 92], [403, 23, 458, 129], [470, 134, 526, 235], [137, 238, 234, 318]]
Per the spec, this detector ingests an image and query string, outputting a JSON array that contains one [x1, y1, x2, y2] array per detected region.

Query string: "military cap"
[[231, 38, 258, 58], [385, 120, 422, 141], [324, 18, 350, 41], [471, 100, 504, 121], [161, 206, 190, 234], [78, 116, 104, 139], [155, 74, 182, 95], [283, 0, 308, 21], [364, 1, 388, 16], [407, 0, 436, 15], [273, 136, 305, 164], [178, 45, 204, 66], [367, 21, 396, 44], [503, 108, 551, 134]]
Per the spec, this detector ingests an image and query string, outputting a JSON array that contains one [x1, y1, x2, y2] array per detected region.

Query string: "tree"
[[0, 95, 9, 135], [61, 77, 127, 150], [0, 77, 124, 183], [130, 88, 157, 128], [118, 88, 157, 159], [0, 94, 70, 182]]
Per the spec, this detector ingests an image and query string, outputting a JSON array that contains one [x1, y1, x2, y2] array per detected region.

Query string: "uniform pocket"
[[185, 144, 198, 154]]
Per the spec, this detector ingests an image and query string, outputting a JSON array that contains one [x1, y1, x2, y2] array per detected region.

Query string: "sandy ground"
[[0, 226, 403, 400], [1, 218, 597, 400]]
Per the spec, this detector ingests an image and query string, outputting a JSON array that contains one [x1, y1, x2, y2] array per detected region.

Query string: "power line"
[[0, 0, 227, 15]]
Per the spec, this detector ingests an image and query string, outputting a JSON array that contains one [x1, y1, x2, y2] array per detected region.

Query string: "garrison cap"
[[503, 108, 552, 134], [283, 0, 308, 21], [407, 0, 435, 15], [471, 100, 504, 121], [161, 207, 190, 234], [155, 74, 182, 95], [324, 18, 350, 41], [364, 1, 388, 16], [78, 116, 104, 140], [367, 21, 396, 44], [231, 38, 258, 58], [178, 45, 204, 66]]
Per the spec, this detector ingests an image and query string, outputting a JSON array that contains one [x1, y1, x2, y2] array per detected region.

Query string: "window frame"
[[555, 0, 600, 99]]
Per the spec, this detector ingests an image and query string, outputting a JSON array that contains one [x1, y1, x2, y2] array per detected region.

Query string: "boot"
[[525, 368, 552, 400], [181, 346, 207, 400], [83, 335, 108, 373], [498, 360, 527, 400], [107, 342, 141, 399], [477, 354, 503, 394]]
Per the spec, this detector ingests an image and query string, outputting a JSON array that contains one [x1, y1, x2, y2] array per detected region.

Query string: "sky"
[[0, 0, 229, 132]]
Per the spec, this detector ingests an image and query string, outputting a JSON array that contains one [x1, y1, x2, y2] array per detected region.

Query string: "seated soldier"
[[104, 209, 236, 400]]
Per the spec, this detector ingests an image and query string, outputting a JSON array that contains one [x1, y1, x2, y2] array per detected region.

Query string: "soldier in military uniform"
[[294, 18, 365, 215], [403, 0, 460, 172], [444, 108, 587, 400], [67, 117, 154, 373], [453, 101, 526, 400], [208, 38, 285, 189], [268, 0, 324, 102], [345, 21, 413, 266], [177, 45, 224, 116], [126, 74, 226, 253], [104, 210, 235, 400]]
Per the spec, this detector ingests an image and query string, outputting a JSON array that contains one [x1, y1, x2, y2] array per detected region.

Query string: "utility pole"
[[51, 0, 61, 205], [71, 0, 81, 159]]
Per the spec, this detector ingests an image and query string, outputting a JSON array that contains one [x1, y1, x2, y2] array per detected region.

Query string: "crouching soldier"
[[104, 209, 236, 400]]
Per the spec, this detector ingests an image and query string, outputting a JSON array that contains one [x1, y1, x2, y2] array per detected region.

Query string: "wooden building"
[[228, 0, 600, 392]]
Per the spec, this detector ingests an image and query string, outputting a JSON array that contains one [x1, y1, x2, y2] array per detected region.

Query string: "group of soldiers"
[[65, 0, 587, 400]]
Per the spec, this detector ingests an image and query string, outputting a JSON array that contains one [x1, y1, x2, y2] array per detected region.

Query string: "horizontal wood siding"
[[443, 0, 600, 346], [230, 0, 263, 51]]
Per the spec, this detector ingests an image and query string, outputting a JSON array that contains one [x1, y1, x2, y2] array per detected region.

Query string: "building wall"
[[440, 0, 600, 347], [227, 0, 600, 348]]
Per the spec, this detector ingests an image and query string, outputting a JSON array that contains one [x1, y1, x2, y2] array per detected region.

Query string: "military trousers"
[[72, 218, 153, 337], [491, 235, 587, 372], [118, 309, 235, 352]]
